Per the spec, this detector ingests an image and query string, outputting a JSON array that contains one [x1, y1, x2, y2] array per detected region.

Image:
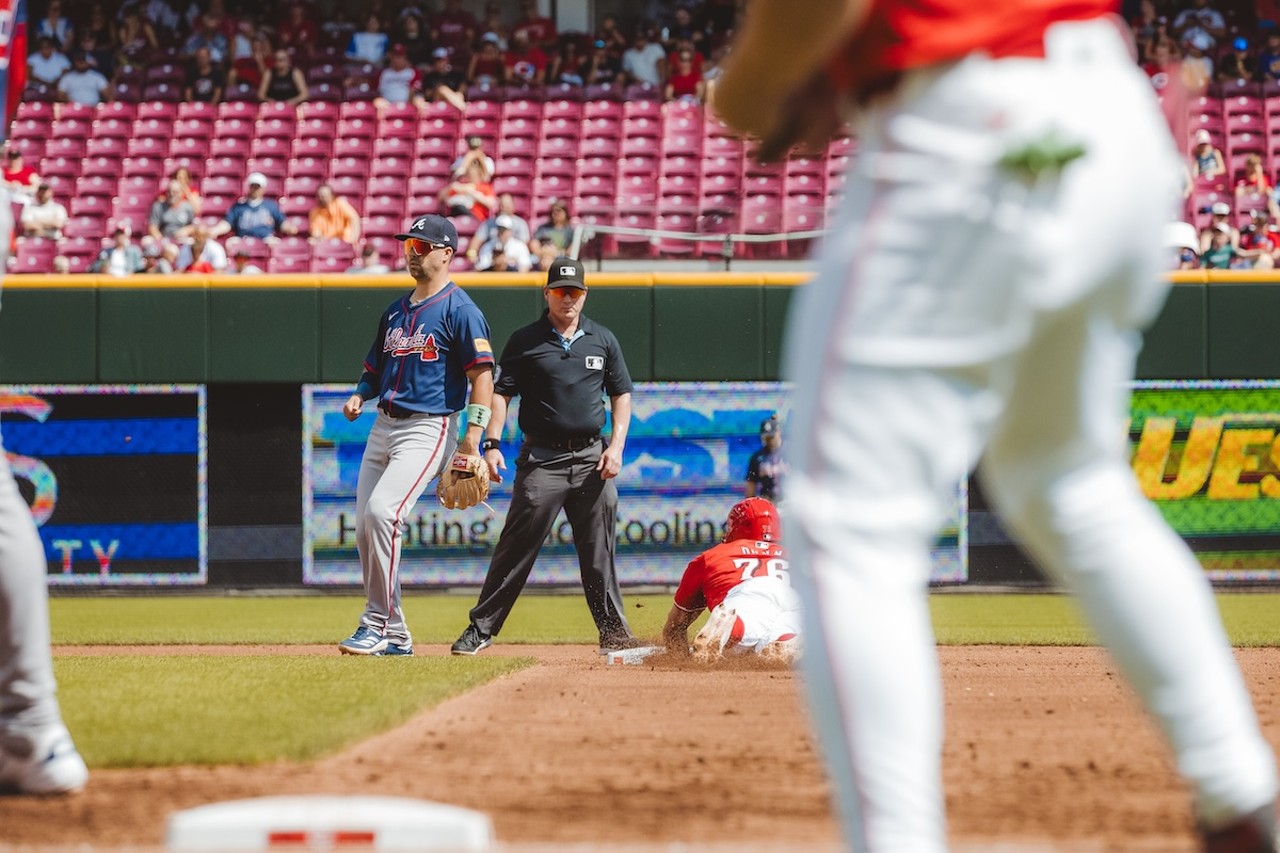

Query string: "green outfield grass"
[[46, 591, 1280, 769]]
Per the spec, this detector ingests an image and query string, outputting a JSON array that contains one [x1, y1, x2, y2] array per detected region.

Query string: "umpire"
[[451, 257, 637, 655]]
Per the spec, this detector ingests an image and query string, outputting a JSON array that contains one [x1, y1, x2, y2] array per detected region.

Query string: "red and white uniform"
[[673, 538, 800, 652], [378, 65, 422, 104], [785, 2, 1278, 851]]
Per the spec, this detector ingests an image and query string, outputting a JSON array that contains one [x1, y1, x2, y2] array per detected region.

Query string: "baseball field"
[[1, 591, 1278, 851]]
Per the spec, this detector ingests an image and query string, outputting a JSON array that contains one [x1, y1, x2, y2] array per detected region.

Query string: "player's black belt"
[[525, 433, 601, 451], [378, 401, 425, 419]]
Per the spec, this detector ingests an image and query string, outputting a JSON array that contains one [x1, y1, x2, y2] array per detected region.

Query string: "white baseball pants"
[[354, 410, 457, 645], [698, 575, 802, 653], [784, 18, 1277, 853]]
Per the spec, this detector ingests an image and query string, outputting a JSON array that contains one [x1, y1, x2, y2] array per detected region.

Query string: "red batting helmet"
[[725, 497, 780, 543]]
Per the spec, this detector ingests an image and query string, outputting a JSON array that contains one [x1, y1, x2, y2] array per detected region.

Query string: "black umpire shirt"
[[495, 312, 633, 440]]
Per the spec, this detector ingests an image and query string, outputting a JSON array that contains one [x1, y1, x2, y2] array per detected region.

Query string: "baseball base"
[[605, 645, 666, 665]]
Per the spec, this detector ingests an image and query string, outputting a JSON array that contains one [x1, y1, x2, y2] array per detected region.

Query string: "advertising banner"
[[1131, 380, 1280, 581], [1, 385, 207, 586], [303, 383, 967, 586]]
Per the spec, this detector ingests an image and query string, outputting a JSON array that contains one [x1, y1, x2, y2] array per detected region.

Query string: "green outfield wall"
[[0, 271, 1272, 383]]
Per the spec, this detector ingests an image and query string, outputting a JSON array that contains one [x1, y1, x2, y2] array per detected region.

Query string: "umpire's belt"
[[525, 433, 601, 451], [379, 401, 425, 419]]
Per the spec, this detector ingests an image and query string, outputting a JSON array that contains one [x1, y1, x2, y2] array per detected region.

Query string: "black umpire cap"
[[395, 214, 458, 249], [545, 256, 586, 290]]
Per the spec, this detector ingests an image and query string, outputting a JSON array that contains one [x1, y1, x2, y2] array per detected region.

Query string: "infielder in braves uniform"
[[339, 214, 495, 656], [0, 194, 89, 795], [663, 498, 800, 661], [717, 1, 1279, 851]]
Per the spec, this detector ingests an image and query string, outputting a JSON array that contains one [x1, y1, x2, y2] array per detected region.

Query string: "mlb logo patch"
[[585, 356, 604, 370]]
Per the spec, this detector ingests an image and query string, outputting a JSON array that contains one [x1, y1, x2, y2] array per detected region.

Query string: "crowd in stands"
[[9, 0, 748, 274], [1135, 0, 1280, 268]]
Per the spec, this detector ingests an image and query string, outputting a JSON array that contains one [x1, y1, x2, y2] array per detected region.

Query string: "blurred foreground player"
[[0, 194, 88, 795], [715, 1, 1279, 851], [663, 498, 800, 662]]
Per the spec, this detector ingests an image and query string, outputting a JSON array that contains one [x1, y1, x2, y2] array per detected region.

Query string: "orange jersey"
[[829, 0, 1116, 93], [673, 539, 789, 614]]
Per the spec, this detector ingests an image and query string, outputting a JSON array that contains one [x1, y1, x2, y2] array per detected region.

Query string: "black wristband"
[[481, 437, 500, 452]]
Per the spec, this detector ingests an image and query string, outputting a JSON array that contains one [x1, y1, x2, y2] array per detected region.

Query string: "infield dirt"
[[1, 645, 1277, 851]]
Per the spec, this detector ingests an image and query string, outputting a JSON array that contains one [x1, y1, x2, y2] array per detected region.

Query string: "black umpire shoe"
[[1201, 802, 1279, 853], [598, 633, 646, 655], [451, 624, 493, 656]]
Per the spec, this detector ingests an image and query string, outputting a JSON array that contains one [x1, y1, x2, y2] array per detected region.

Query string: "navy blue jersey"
[[746, 446, 786, 501], [358, 283, 494, 414]]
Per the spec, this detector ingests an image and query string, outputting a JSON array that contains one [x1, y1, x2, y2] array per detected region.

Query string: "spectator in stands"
[[665, 48, 705, 102], [1202, 222, 1239, 269], [395, 14, 432, 66], [346, 13, 389, 66], [229, 27, 271, 91], [81, 3, 118, 55], [183, 46, 225, 104], [75, 24, 115, 80], [52, 255, 71, 275], [57, 51, 112, 107], [228, 249, 263, 275], [170, 167, 202, 215], [511, 0, 556, 51], [531, 200, 574, 254], [213, 173, 297, 240], [1191, 129, 1225, 183], [345, 244, 392, 274], [532, 240, 560, 272], [432, 0, 478, 54], [467, 35, 506, 90], [477, 2, 509, 50], [374, 44, 426, 110], [1217, 37, 1256, 82], [176, 224, 229, 273], [622, 28, 667, 89], [19, 184, 68, 240], [550, 38, 588, 87], [182, 13, 230, 64], [2, 149, 41, 206], [1237, 209, 1279, 269], [137, 0, 185, 43], [114, 8, 158, 67], [34, 0, 74, 54], [148, 180, 198, 243], [503, 30, 548, 88], [422, 47, 467, 111], [28, 38, 71, 87], [475, 215, 533, 271], [1260, 30, 1280, 83], [585, 38, 624, 86], [1174, 0, 1226, 54], [660, 6, 704, 56], [594, 14, 628, 54], [438, 160, 497, 221], [1235, 154, 1273, 202], [89, 224, 144, 277], [142, 243, 176, 274], [1165, 221, 1201, 271], [452, 135, 495, 182], [308, 184, 361, 245], [258, 49, 308, 106], [470, 193, 531, 253], [1181, 31, 1215, 91], [1142, 38, 1179, 93], [1199, 202, 1240, 254], [276, 3, 319, 59]]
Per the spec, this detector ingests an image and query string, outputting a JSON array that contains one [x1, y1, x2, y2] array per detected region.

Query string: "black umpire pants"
[[469, 440, 631, 640]]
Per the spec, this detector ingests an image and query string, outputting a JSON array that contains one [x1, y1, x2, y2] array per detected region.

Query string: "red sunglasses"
[[403, 238, 449, 256], [546, 286, 584, 298]]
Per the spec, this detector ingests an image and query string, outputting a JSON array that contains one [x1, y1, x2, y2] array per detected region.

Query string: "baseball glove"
[[437, 451, 490, 510]]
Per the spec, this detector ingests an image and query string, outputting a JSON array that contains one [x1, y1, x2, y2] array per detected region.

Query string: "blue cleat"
[[338, 626, 389, 655], [376, 642, 413, 656]]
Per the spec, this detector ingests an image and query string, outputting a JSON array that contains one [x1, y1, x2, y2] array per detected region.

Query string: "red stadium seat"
[[377, 115, 419, 140], [311, 238, 356, 272], [366, 174, 408, 199], [80, 155, 122, 179], [279, 193, 312, 217], [300, 101, 341, 120], [176, 101, 216, 121], [329, 156, 370, 179], [291, 135, 333, 160], [63, 214, 107, 240], [364, 195, 405, 218], [205, 155, 248, 178], [250, 136, 291, 160], [13, 238, 57, 273], [544, 99, 583, 122], [333, 136, 374, 159]]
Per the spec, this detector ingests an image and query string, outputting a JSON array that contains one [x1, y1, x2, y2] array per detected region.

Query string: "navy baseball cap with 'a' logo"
[[545, 256, 586, 290], [396, 214, 458, 249]]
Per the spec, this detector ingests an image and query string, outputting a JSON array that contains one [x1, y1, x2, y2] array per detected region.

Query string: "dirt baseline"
[[1, 645, 1277, 851]]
